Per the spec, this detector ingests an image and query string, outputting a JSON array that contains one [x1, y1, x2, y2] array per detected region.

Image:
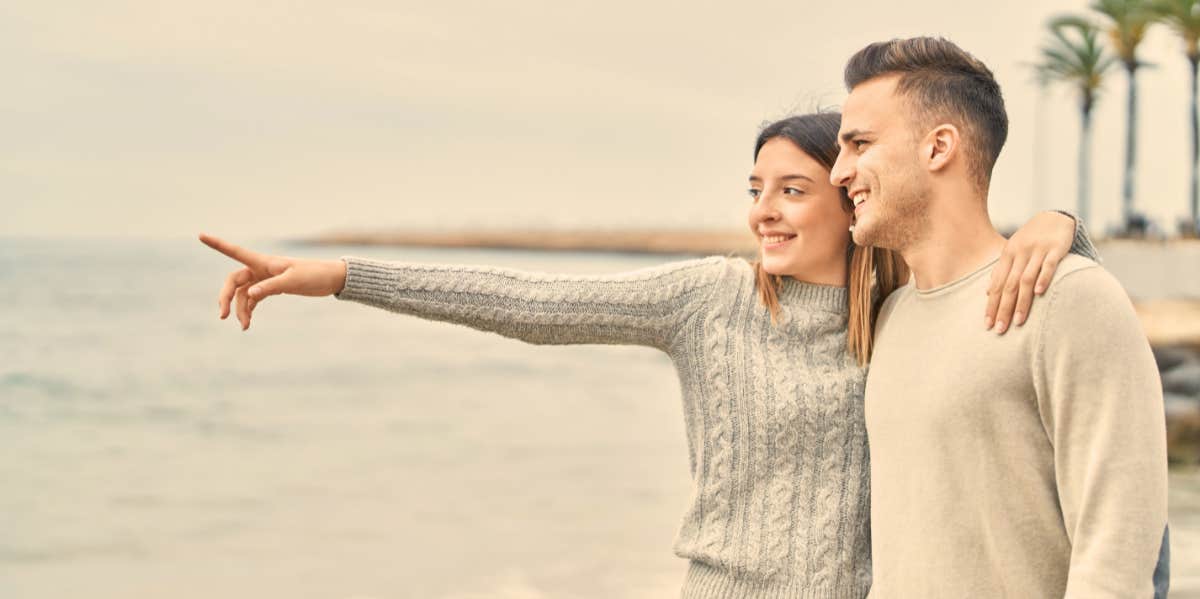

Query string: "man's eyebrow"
[[840, 128, 870, 144]]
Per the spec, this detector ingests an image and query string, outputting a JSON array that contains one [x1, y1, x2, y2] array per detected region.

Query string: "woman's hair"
[[751, 113, 909, 366]]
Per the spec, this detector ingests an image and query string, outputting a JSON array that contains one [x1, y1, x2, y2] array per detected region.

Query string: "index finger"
[[198, 233, 264, 267]]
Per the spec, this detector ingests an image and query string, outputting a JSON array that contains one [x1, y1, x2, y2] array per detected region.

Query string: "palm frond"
[[1033, 15, 1118, 103], [1149, 0, 1200, 58], [1090, 0, 1156, 63]]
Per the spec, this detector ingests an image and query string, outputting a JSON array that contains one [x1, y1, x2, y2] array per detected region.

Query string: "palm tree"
[[1035, 16, 1118, 229], [1151, 0, 1200, 235], [1090, 0, 1155, 234]]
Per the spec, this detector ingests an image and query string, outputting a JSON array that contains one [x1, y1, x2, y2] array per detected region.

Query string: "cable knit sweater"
[[335, 256, 872, 598], [331, 225, 1098, 599]]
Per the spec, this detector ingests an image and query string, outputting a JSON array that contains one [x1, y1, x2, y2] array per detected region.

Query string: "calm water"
[[0, 238, 698, 599]]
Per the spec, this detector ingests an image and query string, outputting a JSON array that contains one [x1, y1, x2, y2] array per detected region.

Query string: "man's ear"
[[923, 123, 960, 173]]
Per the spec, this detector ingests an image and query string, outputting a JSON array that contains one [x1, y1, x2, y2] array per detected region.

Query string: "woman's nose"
[[751, 195, 780, 224]]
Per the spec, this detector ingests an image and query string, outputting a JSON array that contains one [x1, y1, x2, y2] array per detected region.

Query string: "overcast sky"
[[4, 0, 1197, 240]]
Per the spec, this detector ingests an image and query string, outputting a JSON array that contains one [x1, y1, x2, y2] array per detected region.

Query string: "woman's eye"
[[784, 187, 805, 196], [747, 188, 761, 200], [855, 140, 869, 150]]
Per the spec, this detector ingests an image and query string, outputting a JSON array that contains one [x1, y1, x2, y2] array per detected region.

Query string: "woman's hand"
[[984, 212, 1076, 334], [198, 233, 348, 330]]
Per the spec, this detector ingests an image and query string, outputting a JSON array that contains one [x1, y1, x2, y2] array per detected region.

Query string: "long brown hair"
[[751, 113, 908, 366]]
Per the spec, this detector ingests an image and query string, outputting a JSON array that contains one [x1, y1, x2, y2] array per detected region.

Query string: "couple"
[[200, 38, 1169, 598]]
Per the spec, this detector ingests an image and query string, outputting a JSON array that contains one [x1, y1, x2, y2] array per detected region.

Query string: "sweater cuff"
[[1050, 209, 1102, 265], [333, 257, 396, 304]]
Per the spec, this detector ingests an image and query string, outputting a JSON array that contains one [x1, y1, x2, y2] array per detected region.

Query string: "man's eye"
[[747, 188, 761, 200], [784, 187, 805, 196]]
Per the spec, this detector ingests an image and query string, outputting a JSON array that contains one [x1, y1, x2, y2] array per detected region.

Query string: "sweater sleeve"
[[331, 255, 729, 349], [1052, 209, 1102, 263], [1032, 264, 1168, 598]]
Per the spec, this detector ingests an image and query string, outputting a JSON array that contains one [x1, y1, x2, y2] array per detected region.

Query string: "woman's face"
[[747, 137, 854, 283]]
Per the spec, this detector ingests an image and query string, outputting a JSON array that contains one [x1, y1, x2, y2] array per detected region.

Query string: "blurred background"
[[3, 1, 1199, 597]]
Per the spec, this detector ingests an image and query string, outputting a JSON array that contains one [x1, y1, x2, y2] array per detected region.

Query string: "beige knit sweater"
[[864, 254, 1168, 598]]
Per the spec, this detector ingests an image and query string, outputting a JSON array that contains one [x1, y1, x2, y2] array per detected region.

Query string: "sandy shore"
[[1139, 301, 1200, 349]]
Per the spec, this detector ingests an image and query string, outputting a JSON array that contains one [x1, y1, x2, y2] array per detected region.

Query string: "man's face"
[[831, 75, 931, 251]]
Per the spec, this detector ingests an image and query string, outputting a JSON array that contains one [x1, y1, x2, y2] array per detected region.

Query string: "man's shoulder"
[[1047, 252, 1103, 287], [1037, 254, 1138, 333], [1043, 253, 1125, 305]]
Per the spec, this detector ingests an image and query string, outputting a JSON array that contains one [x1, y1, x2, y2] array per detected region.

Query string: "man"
[[830, 37, 1170, 597]]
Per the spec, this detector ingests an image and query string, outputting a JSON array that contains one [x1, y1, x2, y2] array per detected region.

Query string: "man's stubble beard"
[[851, 175, 931, 252]]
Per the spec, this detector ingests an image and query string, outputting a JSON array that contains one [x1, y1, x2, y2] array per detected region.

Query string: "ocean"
[[1, 238, 697, 599]]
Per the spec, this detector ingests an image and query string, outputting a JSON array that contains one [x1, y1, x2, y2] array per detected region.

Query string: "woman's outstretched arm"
[[200, 233, 727, 350], [332, 255, 727, 348]]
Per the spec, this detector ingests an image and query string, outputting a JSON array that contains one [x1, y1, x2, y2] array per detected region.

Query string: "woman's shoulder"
[[708, 255, 753, 280], [637, 255, 752, 310], [703, 255, 755, 291]]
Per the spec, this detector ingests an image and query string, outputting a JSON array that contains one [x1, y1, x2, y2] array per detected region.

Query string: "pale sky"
[[3, 1, 1197, 240]]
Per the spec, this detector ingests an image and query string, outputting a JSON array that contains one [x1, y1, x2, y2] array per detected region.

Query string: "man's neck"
[[900, 202, 1007, 291]]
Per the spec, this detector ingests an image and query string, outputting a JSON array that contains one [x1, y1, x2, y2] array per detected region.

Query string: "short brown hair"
[[844, 37, 1008, 191]]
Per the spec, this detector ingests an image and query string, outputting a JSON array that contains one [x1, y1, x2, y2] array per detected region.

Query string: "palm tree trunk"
[[1190, 55, 1199, 234], [1080, 103, 1094, 230], [1123, 63, 1138, 232]]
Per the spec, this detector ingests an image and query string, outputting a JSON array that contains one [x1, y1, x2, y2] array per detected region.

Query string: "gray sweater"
[[331, 226, 1097, 599], [335, 256, 872, 598]]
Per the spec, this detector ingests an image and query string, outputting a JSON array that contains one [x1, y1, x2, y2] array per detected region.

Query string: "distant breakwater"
[[299, 229, 760, 257]]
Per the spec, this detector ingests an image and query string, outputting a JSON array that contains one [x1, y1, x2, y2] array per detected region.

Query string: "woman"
[[200, 113, 1094, 597]]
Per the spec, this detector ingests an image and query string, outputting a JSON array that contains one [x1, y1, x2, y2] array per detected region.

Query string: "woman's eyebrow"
[[748, 174, 814, 183]]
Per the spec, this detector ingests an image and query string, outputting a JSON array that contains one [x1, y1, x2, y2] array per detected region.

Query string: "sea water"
[[0, 237, 697, 599]]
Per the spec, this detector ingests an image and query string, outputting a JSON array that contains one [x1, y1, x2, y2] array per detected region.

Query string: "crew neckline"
[[913, 256, 1001, 299]]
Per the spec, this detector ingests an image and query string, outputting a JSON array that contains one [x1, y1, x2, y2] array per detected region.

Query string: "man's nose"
[[830, 149, 854, 188]]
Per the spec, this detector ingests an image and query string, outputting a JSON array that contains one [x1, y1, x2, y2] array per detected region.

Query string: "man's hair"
[[844, 37, 1008, 192]]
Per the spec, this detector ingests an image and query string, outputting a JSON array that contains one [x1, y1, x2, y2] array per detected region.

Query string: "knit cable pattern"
[[765, 304, 801, 580], [700, 300, 732, 556]]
